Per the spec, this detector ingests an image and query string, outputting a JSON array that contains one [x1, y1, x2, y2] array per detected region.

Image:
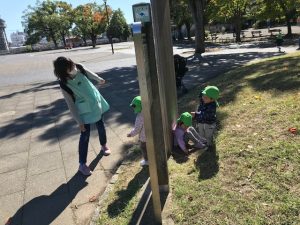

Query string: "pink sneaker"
[[78, 164, 92, 176], [101, 145, 111, 156]]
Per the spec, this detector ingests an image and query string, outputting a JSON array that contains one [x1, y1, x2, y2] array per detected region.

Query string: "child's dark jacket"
[[195, 98, 217, 124]]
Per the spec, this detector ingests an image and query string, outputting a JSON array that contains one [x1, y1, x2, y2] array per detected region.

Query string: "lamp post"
[[103, 0, 114, 54]]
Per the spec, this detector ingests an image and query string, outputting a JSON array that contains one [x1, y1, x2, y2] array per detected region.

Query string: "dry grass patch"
[[168, 52, 300, 225], [97, 52, 300, 225]]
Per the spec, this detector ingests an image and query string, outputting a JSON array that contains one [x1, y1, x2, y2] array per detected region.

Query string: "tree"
[[23, 1, 58, 48], [73, 5, 91, 46], [170, 0, 193, 40], [54, 1, 73, 47], [22, 0, 73, 48], [72, 26, 88, 46], [73, 3, 108, 48], [107, 9, 130, 41], [209, 0, 249, 42], [188, 0, 207, 54], [256, 0, 299, 37]]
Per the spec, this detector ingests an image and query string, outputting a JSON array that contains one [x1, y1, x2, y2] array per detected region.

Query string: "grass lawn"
[[97, 52, 300, 225]]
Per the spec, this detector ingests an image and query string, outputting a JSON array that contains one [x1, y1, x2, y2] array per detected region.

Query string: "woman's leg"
[[95, 118, 107, 146], [96, 118, 111, 155], [78, 124, 91, 164]]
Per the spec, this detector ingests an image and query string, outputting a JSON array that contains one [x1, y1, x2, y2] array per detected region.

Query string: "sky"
[[0, 0, 150, 41]]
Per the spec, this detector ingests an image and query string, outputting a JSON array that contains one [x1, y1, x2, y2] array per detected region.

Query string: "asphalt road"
[[0, 42, 137, 87]]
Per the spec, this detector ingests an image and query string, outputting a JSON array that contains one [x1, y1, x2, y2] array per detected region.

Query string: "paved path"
[[0, 37, 299, 225], [0, 44, 139, 225]]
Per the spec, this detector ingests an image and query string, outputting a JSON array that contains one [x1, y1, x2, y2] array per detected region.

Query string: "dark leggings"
[[78, 119, 107, 164]]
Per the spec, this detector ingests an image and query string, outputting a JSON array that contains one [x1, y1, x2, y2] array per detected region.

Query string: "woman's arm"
[[82, 65, 105, 84], [61, 89, 83, 125]]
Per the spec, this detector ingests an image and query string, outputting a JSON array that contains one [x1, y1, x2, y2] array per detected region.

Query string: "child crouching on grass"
[[173, 112, 207, 154], [127, 96, 148, 166]]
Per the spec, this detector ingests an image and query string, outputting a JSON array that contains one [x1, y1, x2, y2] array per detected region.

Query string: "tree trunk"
[[177, 25, 183, 40], [61, 33, 66, 47], [50, 30, 58, 48], [82, 37, 87, 46], [285, 14, 292, 37], [188, 0, 205, 54], [278, 0, 293, 37], [234, 15, 242, 43], [91, 34, 96, 48], [51, 36, 58, 48], [186, 22, 191, 40]]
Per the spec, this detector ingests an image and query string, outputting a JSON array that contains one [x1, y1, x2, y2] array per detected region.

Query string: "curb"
[[89, 151, 138, 225]]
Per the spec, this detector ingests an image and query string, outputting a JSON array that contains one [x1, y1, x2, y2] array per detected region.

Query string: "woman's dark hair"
[[53, 56, 86, 83]]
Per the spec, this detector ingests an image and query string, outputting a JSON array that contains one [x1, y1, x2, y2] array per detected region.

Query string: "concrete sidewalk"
[[0, 79, 139, 225]]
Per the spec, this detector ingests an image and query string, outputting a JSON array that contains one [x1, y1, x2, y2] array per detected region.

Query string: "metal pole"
[[104, 0, 114, 54]]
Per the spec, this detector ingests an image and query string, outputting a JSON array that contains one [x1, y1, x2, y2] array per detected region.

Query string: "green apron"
[[67, 73, 109, 124]]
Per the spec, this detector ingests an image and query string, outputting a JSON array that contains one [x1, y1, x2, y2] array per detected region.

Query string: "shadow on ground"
[[195, 144, 219, 180], [107, 167, 149, 218], [0, 66, 139, 144], [0, 81, 59, 100], [9, 153, 104, 225], [179, 51, 286, 95]]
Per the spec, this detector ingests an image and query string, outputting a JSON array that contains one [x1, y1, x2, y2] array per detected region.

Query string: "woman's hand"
[[79, 124, 86, 132], [191, 112, 195, 118], [96, 79, 105, 89]]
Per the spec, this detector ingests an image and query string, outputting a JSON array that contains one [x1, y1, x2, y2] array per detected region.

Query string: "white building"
[[10, 31, 27, 47]]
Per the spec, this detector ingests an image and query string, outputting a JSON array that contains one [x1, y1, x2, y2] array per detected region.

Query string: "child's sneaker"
[[78, 164, 92, 176], [101, 145, 111, 156], [140, 159, 149, 166], [194, 142, 206, 149]]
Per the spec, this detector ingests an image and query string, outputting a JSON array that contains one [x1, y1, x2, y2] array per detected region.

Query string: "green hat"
[[202, 86, 220, 100], [130, 96, 142, 113], [177, 112, 192, 127]]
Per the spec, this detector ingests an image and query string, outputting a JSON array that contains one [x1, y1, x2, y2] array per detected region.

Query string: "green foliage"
[[251, 0, 300, 35], [170, 0, 192, 27], [107, 9, 130, 40], [208, 0, 249, 23], [22, 0, 73, 47], [208, 0, 250, 41], [22, 1, 111, 48], [255, 0, 299, 20], [72, 3, 108, 47]]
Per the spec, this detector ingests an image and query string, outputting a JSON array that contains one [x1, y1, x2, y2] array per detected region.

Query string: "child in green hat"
[[191, 85, 219, 147], [276, 32, 284, 53], [173, 112, 207, 154], [127, 96, 148, 166]]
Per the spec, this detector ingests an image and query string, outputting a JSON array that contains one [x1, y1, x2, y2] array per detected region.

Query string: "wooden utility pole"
[[132, 1, 177, 223], [150, 0, 178, 158]]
